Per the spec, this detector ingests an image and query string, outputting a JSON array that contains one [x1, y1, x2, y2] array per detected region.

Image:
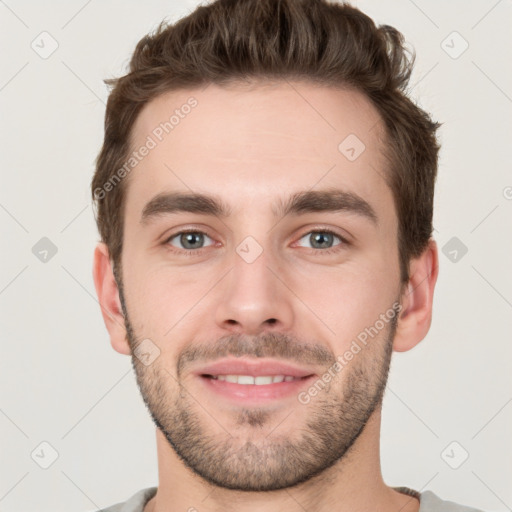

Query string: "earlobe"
[[92, 242, 131, 356], [393, 239, 439, 352]]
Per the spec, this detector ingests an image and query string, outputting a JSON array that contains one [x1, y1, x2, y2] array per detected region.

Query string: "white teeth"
[[210, 375, 299, 385], [255, 376, 273, 385]]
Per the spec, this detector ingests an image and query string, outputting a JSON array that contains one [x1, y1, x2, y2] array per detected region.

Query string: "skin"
[[93, 81, 438, 512]]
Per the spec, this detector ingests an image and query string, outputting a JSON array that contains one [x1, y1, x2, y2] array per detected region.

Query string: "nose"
[[214, 245, 294, 336]]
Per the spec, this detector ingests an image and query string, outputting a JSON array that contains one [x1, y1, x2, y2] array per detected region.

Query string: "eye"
[[296, 229, 347, 252], [165, 230, 215, 252], [163, 228, 349, 256]]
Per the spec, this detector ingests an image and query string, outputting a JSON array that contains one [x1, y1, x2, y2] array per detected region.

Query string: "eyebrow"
[[140, 189, 378, 226]]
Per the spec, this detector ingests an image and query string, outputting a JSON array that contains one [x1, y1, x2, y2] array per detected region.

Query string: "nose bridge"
[[214, 234, 294, 333], [233, 236, 273, 295]]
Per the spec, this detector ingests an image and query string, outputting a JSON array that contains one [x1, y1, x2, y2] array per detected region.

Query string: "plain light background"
[[1, 1, 511, 511]]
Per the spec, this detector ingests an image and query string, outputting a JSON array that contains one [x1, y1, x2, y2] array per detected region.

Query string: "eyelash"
[[162, 228, 350, 256]]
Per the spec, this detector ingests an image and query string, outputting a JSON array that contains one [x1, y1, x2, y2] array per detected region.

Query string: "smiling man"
[[91, 1, 483, 512]]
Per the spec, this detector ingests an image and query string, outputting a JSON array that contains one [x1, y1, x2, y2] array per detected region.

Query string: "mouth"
[[194, 358, 317, 403], [203, 374, 309, 384]]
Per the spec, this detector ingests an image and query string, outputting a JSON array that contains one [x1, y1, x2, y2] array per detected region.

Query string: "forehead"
[[125, 81, 392, 222]]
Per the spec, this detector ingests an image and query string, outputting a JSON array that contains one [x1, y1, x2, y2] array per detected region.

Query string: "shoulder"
[[419, 490, 487, 512], [96, 487, 158, 512]]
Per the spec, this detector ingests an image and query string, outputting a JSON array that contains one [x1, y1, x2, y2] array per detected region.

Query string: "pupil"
[[312, 232, 332, 249], [182, 232, 203, 249]]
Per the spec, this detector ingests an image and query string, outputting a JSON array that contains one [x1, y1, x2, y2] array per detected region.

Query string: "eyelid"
[[161, 223, 216, 241]]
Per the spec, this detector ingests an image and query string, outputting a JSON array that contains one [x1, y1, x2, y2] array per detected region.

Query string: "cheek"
[[124, 263, 216, 340], [286, 255, 397, 347]]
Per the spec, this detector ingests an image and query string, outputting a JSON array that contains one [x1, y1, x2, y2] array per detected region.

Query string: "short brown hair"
[[91, 0, 440, 284]]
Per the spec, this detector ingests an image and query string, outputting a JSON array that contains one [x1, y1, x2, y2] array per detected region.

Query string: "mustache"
[[176, 332, 335, 378]]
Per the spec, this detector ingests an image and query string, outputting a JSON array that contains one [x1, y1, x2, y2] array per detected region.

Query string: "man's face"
[[118, 81, 404, 491]]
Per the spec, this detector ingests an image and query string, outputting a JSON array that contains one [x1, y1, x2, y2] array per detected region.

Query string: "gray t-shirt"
[[97, 486, 487, 512]]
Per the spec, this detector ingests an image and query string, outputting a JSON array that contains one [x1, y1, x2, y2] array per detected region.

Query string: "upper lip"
[[195, 358, 317, 378]]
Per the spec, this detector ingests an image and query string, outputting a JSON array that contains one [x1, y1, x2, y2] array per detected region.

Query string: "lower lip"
[[199, 375, 315, 403]]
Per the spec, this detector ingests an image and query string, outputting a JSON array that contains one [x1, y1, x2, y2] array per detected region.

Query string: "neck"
[[145, 408, 420, 512]]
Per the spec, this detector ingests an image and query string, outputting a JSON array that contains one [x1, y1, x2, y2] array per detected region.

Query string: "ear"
[[393, 239, 439, 352], [92, 242, 131, 355]]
